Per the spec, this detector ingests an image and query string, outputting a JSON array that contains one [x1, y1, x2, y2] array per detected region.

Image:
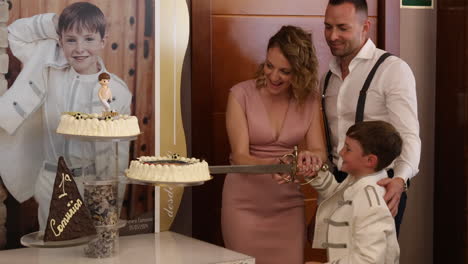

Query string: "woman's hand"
[[272, 173, 291, 184], [272, 156, 300, 184], [296, 151, 322, 180], [273, 151, 324, 184], [272, 173, 301, 184]]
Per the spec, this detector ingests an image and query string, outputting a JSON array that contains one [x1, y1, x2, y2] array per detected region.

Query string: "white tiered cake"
[[125, 155, 211, 183], [56, 112, 140, 137]]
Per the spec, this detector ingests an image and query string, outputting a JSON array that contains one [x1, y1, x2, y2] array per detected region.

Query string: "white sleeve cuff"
[[0, 81, 45, 135], [393, 162, 416, 182], [0, 99, 25, 135]]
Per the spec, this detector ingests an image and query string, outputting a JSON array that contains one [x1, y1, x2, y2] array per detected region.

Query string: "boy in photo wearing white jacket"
[[0, 2, 131, 230], [307, 121, 400, 264]]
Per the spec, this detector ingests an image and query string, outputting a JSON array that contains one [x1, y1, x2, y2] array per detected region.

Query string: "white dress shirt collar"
[[329, 39, 376, 79]]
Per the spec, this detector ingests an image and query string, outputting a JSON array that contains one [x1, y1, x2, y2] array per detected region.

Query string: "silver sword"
[[209, 163, 294, 175], [208, 146, 329, 184], [209, 146, 300, 182]]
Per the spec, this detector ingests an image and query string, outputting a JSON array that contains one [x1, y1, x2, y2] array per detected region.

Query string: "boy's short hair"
[[328, 0, 368, 16], [346, 121, 402, 171], [99, 72, 110, 81], [58, 2, 106, 38]]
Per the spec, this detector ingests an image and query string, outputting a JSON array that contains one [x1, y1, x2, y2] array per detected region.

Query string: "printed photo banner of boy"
[[3, 0, 156, 239]]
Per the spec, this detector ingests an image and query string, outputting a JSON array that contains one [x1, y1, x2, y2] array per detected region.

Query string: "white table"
[[0, 231, 255, 264]]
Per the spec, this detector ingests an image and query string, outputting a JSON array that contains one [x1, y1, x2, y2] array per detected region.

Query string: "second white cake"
[[126, 155, 211, 182]]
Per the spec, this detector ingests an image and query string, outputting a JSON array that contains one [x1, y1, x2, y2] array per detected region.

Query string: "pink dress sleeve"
[[230, 80, 252, 111]]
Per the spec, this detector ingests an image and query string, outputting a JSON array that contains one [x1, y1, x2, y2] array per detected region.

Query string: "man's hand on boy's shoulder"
[[377, 177, 406, 217]]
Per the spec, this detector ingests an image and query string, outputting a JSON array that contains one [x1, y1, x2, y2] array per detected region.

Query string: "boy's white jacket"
[[310, 169, 400, 264], [0, 13, 132, 203]]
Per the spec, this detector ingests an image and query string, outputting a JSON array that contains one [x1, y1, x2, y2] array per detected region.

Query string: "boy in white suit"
[[0, 2, 131, 230], [306, 121, 400, 264]]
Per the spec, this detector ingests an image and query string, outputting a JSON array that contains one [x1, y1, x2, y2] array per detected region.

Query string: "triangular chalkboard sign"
[[44, 157, 96, 241]]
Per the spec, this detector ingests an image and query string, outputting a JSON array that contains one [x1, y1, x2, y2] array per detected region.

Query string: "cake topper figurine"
[[98, 72, 116, 117]]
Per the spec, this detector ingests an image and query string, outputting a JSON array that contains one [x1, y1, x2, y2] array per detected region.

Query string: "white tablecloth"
[[0, 231, 255, 264]]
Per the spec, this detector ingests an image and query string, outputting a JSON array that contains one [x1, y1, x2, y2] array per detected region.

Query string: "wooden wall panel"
[[434, 2, 467, 263], [191, 0, 219, 245], [132, 0, 154, 157], [211, 16, 378, 114], [378, 0, 400, 55], [211, 113, 229, 165], [101, 1, 132, 90], [212, 0, 378, 16], [41, 1, 66, 13], [466, 4, 468, 261], [116, 1, 138, 96], [127, 0, 155, 219], [191, 0, 212, 163], [15, 0, 47, 17], [7, 1, 19, 23]]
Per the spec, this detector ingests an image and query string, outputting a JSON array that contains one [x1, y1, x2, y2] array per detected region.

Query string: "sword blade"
[[209, 164, 293, 174]]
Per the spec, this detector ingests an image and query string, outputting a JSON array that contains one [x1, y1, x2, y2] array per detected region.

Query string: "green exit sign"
[[401, 0, 433, 8]]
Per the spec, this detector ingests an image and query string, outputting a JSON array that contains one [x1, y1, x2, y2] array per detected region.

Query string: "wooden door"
[[191, 0, 384, 261], [435, 0, 467, 262]]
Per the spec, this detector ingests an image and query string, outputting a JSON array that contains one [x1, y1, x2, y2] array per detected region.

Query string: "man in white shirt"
[[321, 0, 421, 235]]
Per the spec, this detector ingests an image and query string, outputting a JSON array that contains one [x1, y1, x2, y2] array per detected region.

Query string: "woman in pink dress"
[[222, 25, 326, 264]]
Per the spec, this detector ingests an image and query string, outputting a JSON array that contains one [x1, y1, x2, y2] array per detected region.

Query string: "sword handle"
[[292, 146, 298, 181], [280, 146, 329, 185], [279, 146, 299, 183], [299, 163, 329, 185]]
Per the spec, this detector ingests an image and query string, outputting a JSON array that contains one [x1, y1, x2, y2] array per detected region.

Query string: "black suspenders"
[[322, 52, 393, 162], [322, 71, 334, 164], [355, 52, 393, 122]]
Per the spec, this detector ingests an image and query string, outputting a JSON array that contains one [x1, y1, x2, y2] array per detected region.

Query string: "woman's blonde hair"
[[255, 25, 319, 105]]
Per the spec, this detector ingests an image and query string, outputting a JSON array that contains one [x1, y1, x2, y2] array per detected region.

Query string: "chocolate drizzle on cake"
[[43, 157, 97, 242]]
